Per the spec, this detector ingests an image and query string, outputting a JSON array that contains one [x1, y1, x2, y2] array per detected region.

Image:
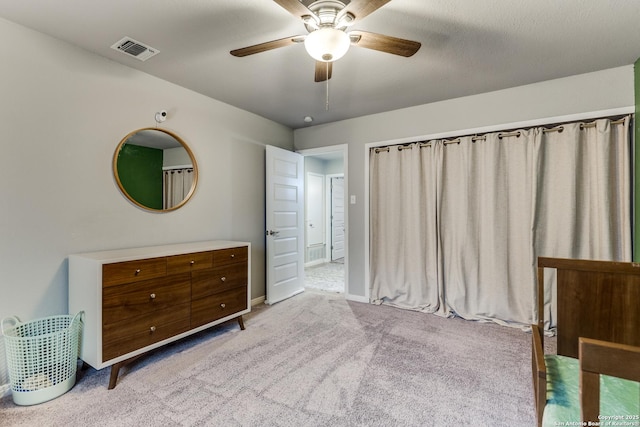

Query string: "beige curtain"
[[369, 116, 631, 328], [370, 143, 441, 313], [437, 130, 540, 326], [163, 168, 194, 209], [534, 118, 632, 328]]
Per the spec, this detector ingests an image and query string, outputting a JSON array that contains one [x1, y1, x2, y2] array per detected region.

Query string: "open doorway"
[[300, 146, 347, 294]]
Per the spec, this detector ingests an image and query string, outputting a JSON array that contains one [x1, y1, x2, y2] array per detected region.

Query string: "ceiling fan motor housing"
[[304, 0, 353, 32]]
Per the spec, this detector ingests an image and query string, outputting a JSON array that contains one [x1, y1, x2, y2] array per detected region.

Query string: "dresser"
[[69, 240, 250, 388]]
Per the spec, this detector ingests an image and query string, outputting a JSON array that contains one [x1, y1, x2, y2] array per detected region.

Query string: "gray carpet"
[[0, 291, 552, 426]]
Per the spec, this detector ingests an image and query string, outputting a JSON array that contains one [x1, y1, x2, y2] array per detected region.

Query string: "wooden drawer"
[[103, 257, 166, 288], [102, 273, 191, 325], [191, 287, 247, 328], [166, 251, 212, 274], [102, 302, 190, 361], [191, 264, 247, 300], [213, 246, 248, 267]]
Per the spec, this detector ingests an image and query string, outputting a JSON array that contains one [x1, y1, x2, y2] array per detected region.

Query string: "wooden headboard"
[[537, 256, 640, 358], [533, 257, 640, 426]]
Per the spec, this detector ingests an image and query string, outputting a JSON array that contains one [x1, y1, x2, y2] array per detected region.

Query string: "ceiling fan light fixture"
[[304, 28, 350, 62]]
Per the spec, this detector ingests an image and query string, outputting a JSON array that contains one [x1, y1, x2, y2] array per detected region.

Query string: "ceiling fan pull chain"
[[326, 62, 330, 111]]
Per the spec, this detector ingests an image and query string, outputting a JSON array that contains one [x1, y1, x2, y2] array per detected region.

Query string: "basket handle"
[[70, 311, 84, 327], [1, 316, 21, 336]]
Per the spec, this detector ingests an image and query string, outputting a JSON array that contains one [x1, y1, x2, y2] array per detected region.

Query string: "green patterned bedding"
[[542, 355, 640, 426]]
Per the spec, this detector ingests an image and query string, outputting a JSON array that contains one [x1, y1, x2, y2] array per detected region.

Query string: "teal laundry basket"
[[2, 312, 83, 405]]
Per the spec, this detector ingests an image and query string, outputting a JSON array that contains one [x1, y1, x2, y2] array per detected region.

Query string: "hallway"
[[304, 260, 344, 293]]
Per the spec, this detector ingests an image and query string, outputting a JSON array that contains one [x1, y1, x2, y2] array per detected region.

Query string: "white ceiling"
[[1, 0, 639, 129]]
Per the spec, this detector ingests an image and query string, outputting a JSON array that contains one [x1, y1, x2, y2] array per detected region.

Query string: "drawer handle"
[[135, 269, 141, 275], [230, 254, 235, 259], [150, 326, 156, 333], [220, 303, 226, 309], [150, 293, 156, 300], [190, 260, 195, 265], [220, 277, 226, 282]]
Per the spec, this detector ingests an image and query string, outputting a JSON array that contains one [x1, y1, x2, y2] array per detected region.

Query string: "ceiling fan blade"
[[340, 0, 391, 22], [350, 30, 421, 57], [230, 36, 304, 57], [273, 0, 313, 19], [314, 61, 333, 82]]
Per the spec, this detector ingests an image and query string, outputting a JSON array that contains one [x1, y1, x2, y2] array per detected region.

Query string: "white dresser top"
[[69, 240, 249, 263]]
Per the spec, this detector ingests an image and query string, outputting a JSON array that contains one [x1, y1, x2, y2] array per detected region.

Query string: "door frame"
[[297, 144, 349, 296]]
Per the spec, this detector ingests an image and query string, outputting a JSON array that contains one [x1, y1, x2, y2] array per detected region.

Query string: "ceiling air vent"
[[111, 37, 159, 61]]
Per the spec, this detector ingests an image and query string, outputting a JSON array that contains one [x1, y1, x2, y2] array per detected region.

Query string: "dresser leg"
[[108, 354, 146, 389], [108, 363, 123, 390], [237, 315, 245, 330]]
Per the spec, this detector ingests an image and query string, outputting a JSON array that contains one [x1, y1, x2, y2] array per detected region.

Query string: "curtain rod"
[[579, 117, 626, 129], [376, 139, 464, 151], [498, 131, 521, 139], [163, 166, 194, 172], [497, 117, 627, 139], [372, 115, 629, 153], [543, 126, 563, 133]]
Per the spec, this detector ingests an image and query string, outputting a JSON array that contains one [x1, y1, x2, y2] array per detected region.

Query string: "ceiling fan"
[[230, 0, 421, 82]]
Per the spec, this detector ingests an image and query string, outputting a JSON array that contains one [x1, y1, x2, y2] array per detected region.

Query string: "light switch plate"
[[350, 195, 356, 204]]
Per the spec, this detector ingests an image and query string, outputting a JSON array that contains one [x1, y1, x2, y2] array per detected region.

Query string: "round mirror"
[[113, 128, 198, 212]]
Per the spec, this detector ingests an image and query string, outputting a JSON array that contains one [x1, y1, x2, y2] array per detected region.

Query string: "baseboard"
[[304, 259, 326, 268], [345, 293, 369, 303], [253, 293, 361, 305]]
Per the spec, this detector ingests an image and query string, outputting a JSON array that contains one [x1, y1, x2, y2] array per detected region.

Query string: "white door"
[[331, 176, 345, 261], [265, 145, 305, 304]]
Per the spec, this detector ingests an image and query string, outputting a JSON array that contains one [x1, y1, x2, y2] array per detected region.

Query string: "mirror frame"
[[113, 127, 198, 212]]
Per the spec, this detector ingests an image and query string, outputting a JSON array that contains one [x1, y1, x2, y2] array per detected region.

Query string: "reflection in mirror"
[[113, 128, 198, 212]]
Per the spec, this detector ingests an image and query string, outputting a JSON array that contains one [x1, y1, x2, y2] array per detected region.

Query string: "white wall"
[[0, 17, 293, 391], [324, 158, 344, 176], [294, 65, 636, 298], [163, 146, 193, 168]]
